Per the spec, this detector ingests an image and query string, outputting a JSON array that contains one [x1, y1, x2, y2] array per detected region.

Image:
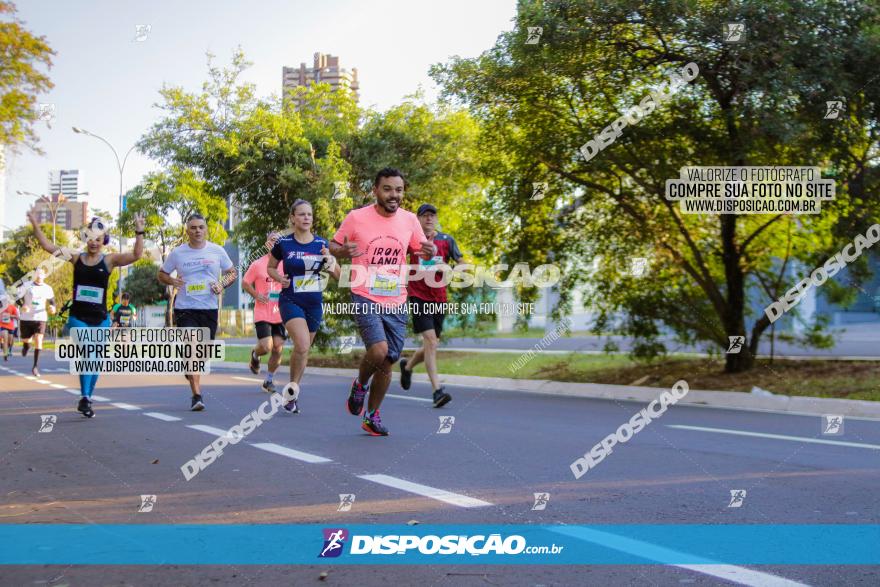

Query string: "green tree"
[[0, 1, 55, 152], [432, 0, 880, 372], [121, 259, 166, 307]]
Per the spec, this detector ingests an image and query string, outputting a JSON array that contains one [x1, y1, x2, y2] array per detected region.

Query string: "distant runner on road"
[[111, 292, 138, 327], [243, 231, 285, 394], [398, 203, 463, 407], [158, 213, 236, 412]]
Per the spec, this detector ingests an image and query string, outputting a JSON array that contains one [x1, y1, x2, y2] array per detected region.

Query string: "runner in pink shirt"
[[329, 167, 435, 436], [242, 232, 285, 393]]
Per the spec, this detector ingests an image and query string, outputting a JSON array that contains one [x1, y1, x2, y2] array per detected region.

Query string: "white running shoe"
[[281, 382, 300, 413]]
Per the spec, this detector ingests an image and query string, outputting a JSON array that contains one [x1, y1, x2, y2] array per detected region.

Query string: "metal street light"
[[18, 190, 88, 244], [72, 126, 137, 288]]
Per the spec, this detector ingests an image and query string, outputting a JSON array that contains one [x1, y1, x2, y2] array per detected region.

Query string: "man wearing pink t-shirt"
[[330, 167, 435, 436], [243, 233, 286, 393]]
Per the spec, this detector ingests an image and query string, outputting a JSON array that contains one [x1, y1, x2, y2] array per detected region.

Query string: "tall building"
[[31, 193, 88, 231], [282, 52, 359, 104], [48, 169, 83, 200]]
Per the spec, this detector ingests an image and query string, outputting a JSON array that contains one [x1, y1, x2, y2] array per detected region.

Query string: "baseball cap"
[[417, 204, 438, 216]]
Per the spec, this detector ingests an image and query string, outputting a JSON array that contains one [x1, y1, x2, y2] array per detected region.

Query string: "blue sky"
[[4, 0, 516, 233]]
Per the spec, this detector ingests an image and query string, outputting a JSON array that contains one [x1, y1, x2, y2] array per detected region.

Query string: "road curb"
[[220, 361, 880, 419]]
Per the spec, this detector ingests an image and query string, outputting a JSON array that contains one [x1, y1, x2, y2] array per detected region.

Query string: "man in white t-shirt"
[[20, 268, 56, 376], [158, 213, 236, 411]]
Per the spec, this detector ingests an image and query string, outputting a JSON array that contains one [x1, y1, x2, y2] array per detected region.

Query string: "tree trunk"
[[720, 215, 753, 373]]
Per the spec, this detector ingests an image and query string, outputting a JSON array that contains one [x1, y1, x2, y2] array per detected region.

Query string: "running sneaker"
[[433, 387, 452, 408], [77, 396, 94, 418], [262, 379, 277, 394], [346, 378, 368, 415], [281, 382, 300, 414], [399, 358, 412, 390], [249, 350, 260, 374], [362, 409, 388, 436], [32, 366, 40, 377], [21, 344, 28, 357], [3, 352, 7, 362], [191, 394, 205, 411]]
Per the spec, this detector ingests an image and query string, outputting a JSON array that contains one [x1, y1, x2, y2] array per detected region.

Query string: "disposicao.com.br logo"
[[319, 529, 563, 557]]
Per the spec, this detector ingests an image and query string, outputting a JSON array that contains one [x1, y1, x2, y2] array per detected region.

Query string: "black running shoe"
[[262, 379, 277, 394], [361, 409, 388, 436], [21, 344, 28, 357], [346, 378, 368, 415], [3, 353, 6, 362], [191, 394, 205, 411], [249, 350, 260, 374], [399, 358, 412, 390], [32, 366, 40, 377], [433, 387, 452, 408], [77, 396, 94, 418]]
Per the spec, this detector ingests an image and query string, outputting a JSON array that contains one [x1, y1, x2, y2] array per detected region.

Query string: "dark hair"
[[186, 213, 206, 224], [289, 199, 311, 214], [374, 167, 406, 188], [121, 292, 130, 299]]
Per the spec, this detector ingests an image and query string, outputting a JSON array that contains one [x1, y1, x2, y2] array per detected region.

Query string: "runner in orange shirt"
[[0, 303, 18, 360]]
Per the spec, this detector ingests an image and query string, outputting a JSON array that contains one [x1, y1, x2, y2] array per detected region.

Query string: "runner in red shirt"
[[0, 303, 18, 360], [398, 204, 463, 407]]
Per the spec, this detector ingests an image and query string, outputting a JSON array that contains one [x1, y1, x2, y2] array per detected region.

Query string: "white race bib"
[[75, 285, 104, 304], [293, 274, 322, 293], [185, 281, 211, 296], [368, 272, 401, 297]]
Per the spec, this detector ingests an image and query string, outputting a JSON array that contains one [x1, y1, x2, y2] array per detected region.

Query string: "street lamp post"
[[72, 127, 137, 288], [17, 190, 88, 244]]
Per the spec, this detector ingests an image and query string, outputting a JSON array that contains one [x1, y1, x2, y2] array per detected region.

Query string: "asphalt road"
[[1, 353, 878, 586]]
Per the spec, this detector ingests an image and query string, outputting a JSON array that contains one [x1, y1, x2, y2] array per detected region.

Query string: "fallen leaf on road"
[[407, 520, 419, 525], [319, 571, 328, 581], [151, 459, 159, 464]]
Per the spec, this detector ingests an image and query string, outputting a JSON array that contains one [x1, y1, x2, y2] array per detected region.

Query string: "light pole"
[[18, 190, 88, 244], [72, 126, 137, 288]]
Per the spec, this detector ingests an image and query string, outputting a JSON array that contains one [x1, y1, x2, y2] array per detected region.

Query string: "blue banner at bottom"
[[0, 525, 877, 565]]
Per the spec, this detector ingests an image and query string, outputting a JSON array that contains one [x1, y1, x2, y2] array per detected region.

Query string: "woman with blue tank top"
[[29, 211, 145, 418], [267, 199, 340, 413]]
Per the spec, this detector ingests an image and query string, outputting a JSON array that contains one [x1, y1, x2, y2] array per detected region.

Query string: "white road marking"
[[187, 424, 233, 437], [386, 393, 432, 403], [35, 379, 51, 384], [24, 376, 37, 381], [90, 395, 110, 402], [231, 376, 262, 383], [144, 412, 182, 422], [667, 424, 880, 450], [49, 383, 67, 389], [250, 442, 332, 464], [110, 402, 141, 411], [64, 389, 80, 396], [358, 474, 492, 508], [551, 527, 809, 587]]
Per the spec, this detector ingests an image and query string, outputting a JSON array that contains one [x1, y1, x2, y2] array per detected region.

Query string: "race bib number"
[[293, 274, 322, 293], [0, 313, 8, 322], [120, 315, 131, 326], [369, 272, 401, 297], [419, 255, 445, 269], [75, 285, 104, 303], [186, 281, 210, 296], [267, 282, 281, 301]]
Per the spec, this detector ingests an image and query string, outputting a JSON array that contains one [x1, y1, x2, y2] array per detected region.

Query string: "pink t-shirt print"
[[333, 204, 427, 305], [243, 255, 283, 323]]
